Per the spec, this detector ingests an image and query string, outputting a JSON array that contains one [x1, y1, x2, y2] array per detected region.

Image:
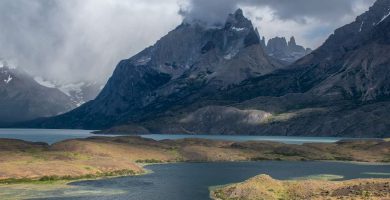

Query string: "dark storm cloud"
[[0, 0, 375, 84], [251, 0, 377, 23], [181, 0, 375, 47], [0, 0, 180, 84], [180, 0, 238, 26], [181, 0, 375, 24]]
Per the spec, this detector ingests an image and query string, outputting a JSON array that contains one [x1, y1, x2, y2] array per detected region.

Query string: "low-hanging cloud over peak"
[[0, 0, 375, 84]]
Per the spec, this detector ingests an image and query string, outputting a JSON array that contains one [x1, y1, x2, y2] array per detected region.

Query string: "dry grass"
[[0, 136, 389, 182]]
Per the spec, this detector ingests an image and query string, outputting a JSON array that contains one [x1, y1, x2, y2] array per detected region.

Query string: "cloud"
[[181, 0, 375, 25], [181, 0, 375, 47], [245, 0, 375, 23], [0, 0, 376, 84], [180, 0, 237, 26], [0, 0, 181, 84]]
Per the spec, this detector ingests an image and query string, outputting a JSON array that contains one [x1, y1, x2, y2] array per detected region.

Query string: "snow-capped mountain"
[[34, 77, 102, 107], [0, 62, 76, 123], [260, 36, 312, 64]]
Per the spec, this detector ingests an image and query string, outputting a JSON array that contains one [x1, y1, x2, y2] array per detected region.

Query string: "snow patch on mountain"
[[224, 48, 240, 60], [377, 8, 390, 25], [232, 26, 245, 32], [33, 77, 102, 107], [4, 75, 12, 84], [135, 56, 151, 66], [34, 77, 56, 88], [0, 60, 16, 69], [59, 82, 85, 96], [359, 21, 364, 32]]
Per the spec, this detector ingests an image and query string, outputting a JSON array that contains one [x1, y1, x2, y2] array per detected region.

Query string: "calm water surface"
[[0, 129, 354, 144], [0, 129, 98, 144], [142, 134, 348, 144], [36, 161, 390, 200]]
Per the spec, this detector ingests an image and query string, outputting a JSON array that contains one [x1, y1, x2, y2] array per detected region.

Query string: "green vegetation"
[[362, 172, 390, 176], [0, 170, 137, 184], [135, 159, 164, 164], [293, 174, 344, 181]]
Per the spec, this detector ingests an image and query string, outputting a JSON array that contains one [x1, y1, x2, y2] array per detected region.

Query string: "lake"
[[0, 129, 388, 199], [0, 129, 98, 144], [141, 134, 346, 144], [0, 129, 352, 144], [29, 161, 390, 200]]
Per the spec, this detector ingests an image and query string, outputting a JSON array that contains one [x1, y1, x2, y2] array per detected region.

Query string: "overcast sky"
[[0, 0, 375, 84]]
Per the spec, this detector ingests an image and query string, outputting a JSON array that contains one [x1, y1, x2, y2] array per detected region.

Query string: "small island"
[[210, 174, 390, 200]]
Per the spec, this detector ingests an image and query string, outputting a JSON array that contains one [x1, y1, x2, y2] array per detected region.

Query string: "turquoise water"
[[0, 129, 98, 144], [0, 129, 368, 144], [35, 161, 390, 200], [142, 134, 347, 144]]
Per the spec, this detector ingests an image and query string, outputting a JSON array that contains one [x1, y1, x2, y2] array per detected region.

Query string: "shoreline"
[[1, 160, 389, 185], [0, 136, 389, 185]]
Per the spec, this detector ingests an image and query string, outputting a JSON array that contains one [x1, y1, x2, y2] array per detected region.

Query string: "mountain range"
[[14, 0, 390, 137], [261, 36, 312, 64], [33, 77, 102, 107], [0, 64, 75, 122], [0, 63, 102, 123]]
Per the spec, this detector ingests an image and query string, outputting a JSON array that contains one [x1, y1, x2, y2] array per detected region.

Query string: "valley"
[[0, 0, 389, 199]]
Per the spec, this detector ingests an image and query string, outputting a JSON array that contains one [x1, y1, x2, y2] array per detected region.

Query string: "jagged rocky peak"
[[264, 36, 312, 63], [267, 37, 288, 52], [260, 36, 266, 49], [127, 8, 266, 81], [288, 36, 296, 46], [225, 9, 252, 29]]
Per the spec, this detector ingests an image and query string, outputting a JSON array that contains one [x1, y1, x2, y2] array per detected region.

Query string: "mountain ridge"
[[15, 0, 390, 137]]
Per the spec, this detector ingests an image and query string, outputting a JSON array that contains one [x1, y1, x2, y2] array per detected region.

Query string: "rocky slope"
[[0, 64, 76, 123]]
